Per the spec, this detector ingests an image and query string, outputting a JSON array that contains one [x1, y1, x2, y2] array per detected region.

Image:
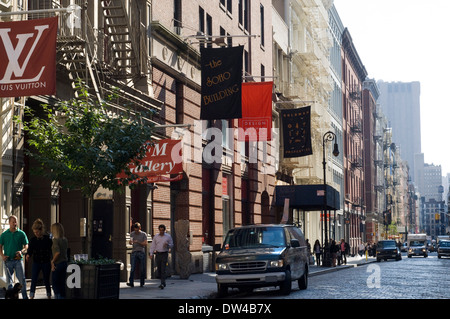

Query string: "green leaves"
[[20, 81, 156, 198]]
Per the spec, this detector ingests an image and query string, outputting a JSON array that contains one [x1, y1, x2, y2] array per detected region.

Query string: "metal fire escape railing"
[[54, 1, 160, 120], [2, 1, 161, 123], [101, 0, 142, 79]]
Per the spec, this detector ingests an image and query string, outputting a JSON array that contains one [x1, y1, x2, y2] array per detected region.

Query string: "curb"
[[309, 258, 377, 277]]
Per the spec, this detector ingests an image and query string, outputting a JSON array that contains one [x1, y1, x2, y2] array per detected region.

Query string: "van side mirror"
[[290, 239, 300, 248], [213, 243, 222, 251]]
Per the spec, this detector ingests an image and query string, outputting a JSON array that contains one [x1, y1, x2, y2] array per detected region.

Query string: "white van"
[[407, 233, 428, 258]]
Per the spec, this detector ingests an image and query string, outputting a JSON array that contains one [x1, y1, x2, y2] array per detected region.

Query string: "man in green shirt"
[[0, 215, 29, 299]]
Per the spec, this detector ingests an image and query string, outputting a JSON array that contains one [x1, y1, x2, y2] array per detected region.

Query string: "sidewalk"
[[31, 254, 375, 299]]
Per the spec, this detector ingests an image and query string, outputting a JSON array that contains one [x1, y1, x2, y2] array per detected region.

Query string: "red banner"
[[117, 139, 183, 184], [0, 17, 58, 97], [238, 81, 273, 141]]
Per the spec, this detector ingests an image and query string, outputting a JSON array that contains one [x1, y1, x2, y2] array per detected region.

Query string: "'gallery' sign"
[[0, 17, 58, 97], [117, 139, 183, 184]]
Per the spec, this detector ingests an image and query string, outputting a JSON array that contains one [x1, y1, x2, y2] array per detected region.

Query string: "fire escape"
[[349, 86, 363, 171], [101, 0, 141, 78], [57, 0, 159, 116], [349, 85, 364, 210]]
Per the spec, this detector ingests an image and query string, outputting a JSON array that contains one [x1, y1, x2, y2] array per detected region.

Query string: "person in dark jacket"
[[26, 219, 53, 299], [330, 239, 338, 267], [313, 240, 322, 266]]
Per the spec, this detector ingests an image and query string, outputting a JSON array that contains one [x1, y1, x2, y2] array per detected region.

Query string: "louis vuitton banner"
[[281, 106, 312, 158], [200, 46, 243, 120], [0, 17, 58, 97]]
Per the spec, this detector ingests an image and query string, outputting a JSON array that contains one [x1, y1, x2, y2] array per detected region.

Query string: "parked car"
[[437, 240, 450, 259], [376, 240, 402, 262], [214, 224, 309, 296]]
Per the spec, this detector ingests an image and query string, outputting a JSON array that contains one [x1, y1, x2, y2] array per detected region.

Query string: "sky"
[[333, 0, 450, 176]]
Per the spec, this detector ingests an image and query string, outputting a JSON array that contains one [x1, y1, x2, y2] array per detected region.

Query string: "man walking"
[[149, 224, 173, 289], [127, 222, 148, 287], [339, 239, 347, 265], [0, 215, 29, 299]]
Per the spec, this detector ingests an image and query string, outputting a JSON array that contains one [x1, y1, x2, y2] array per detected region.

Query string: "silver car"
[[438, 240, 450, 258]]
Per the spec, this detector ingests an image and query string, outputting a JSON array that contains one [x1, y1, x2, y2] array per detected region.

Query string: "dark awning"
[[275, 184, 340, 211]]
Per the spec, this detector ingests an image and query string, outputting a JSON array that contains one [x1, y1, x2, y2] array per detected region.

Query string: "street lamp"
[[322, 131, 339, 267]]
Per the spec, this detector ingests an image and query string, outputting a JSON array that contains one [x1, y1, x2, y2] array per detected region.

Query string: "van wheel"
[[298, 268, 308, 290], [217, 284, 228, 297], [280, 270, 292, 295]]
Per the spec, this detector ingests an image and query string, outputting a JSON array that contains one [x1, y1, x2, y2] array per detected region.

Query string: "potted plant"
[[67, 256, 122, 299]]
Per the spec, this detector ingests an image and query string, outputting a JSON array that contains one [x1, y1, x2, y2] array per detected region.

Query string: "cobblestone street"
[[236, 252, 450, 299]]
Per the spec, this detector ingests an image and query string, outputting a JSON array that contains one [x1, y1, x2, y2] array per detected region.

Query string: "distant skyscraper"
[[423, 163, 443, 201], [377, 81, 421, 182]]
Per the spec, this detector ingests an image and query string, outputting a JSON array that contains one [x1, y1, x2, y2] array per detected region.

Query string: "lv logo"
[[0, 24, 50, 84]]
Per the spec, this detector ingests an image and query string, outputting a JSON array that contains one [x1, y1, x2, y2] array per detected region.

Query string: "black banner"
[[281, 106, 312, 158], [200, 46, 243, 120]]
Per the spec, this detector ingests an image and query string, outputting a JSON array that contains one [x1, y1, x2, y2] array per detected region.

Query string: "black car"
[[376, 240, 402, 262], [215, 224, 309, 296], [438, 240, 450, 258]]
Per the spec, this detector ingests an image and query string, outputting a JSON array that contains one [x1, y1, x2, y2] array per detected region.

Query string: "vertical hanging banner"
[[200, 46, 243, 120], [238, 81, 273, 141], [0, 17, 58, 97], [281, 106, 312, 158]]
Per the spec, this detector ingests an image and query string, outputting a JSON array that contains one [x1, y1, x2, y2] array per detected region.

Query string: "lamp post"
[[322, 131, 339, 267]]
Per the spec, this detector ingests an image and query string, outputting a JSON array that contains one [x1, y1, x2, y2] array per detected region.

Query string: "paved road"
[[232, 252, 450, 299]]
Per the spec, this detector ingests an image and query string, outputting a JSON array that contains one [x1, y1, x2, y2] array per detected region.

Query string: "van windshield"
[[224, 227, 285, 249], [410, 240, 425, 247]]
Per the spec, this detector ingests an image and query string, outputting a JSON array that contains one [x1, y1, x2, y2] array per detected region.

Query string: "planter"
[[66, 263, 120, 299]]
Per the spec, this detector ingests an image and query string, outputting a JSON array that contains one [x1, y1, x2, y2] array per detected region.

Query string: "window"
[[174, 0, 182, 35], [222, 174, 233, 235], [227, 0, 232, 13], [2, 179, 11, 217], [243, 0, 249, 31], [206, 13, 212, 48], [238, 0, 249, 31], [199, 6, 205, 48], [220, 27, 230, 47], [244, 50, 249, 75], [260, 4, 265, 47], [221, 0, 232, 13], [238, 0, 243, 25], [244, 0, 250, 31], [199, 8, 213, 49]]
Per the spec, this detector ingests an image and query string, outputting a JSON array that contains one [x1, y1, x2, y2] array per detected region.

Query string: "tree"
[[19, 83, 156, 256]]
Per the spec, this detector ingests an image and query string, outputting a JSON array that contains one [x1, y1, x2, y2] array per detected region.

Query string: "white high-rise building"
[[377, 81, 421, 183]]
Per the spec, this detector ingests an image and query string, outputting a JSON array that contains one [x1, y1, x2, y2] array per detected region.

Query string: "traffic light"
[[387, 209, 392, 224], [383, 209, 392, 225]]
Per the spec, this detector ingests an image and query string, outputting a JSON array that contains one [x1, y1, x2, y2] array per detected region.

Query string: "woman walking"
[[50, 223, 68, 299], [313, 239, 322, 266], [26, 219, 53, 299]]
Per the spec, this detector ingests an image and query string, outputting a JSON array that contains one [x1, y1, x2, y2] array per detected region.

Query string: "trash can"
[[202, 245, 213, 272]]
